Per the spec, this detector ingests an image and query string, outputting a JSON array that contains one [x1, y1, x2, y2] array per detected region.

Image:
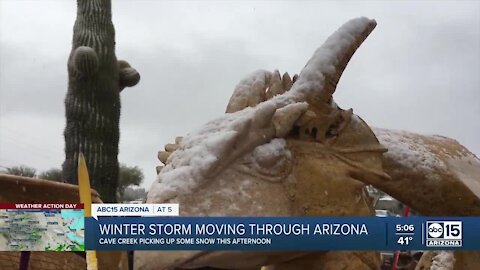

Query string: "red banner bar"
[[0, 203, 84, 209]]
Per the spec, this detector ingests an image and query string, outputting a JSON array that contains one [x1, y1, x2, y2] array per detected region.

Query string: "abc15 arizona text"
[[426, 221, 462, 247]]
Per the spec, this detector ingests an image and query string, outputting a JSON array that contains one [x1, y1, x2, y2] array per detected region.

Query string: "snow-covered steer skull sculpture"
[[136, 17, 480, 270]]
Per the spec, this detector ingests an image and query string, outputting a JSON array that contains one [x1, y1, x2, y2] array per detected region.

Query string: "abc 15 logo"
[[426, 221, 462, 240]]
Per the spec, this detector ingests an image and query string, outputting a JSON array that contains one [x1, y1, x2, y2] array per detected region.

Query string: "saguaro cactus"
[[63, 0, 140, 202]]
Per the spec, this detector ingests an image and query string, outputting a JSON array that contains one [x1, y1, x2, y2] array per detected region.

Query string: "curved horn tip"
[[288, 17, 379, 107]]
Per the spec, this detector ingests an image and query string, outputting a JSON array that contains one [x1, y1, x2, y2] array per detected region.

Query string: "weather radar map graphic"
[[0, 204, 84, 251]]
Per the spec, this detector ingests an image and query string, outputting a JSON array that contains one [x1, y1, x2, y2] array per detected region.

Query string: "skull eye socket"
[[291, 126, 300, 137], [325, 125, 336, 139], [312, 127, 318, 139], [299, 126, 319, 141]]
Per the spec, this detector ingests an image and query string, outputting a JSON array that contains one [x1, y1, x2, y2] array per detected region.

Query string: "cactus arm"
[[72, 46, 99, 76], [118, 60, 140, 91]]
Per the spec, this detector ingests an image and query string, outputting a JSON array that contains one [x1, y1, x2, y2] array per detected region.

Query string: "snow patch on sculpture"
[[430, 251, 455, 270], [227, 70, 273, 112], [447, 155, 480, 198], [238, 138, 292, 182], [149, 106, 257, 202], [374, 128, 447, 173], [247, 138, 291, 163]]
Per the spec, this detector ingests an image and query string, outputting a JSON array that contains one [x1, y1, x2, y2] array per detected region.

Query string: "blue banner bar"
[[85, 217, 480, 251]]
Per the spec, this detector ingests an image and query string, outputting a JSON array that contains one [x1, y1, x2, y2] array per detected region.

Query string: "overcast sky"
[[0, 0, 479, 190]]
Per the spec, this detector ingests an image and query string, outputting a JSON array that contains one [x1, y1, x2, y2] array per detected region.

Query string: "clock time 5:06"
[[396, 224, 415, 232]]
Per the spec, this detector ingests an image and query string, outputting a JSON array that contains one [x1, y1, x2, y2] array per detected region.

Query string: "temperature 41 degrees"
[[397, 236, 413, 245]]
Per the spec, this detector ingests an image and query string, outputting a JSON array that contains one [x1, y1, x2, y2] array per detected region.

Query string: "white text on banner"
[[91, 203, 179, 219]]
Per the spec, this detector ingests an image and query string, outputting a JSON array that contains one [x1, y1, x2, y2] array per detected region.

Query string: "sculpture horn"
[[225, 18, 376, 114], [273, 17, 377, 109]]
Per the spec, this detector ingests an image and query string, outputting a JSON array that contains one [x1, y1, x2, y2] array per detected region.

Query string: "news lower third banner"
[[85, 216, 480, 251]]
